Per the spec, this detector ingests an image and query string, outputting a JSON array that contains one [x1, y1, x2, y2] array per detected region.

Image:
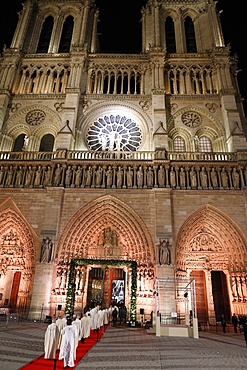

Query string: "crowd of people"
[[44, 304, 127, 368]]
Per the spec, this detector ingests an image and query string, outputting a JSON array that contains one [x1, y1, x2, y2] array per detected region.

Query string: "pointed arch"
[[175, 204, 247, 274], [0, 197, 38, 310], [57, 195, 155, 266]]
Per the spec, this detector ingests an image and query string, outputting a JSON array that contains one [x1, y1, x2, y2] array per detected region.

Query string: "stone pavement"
[[0, 319, 247, 370]]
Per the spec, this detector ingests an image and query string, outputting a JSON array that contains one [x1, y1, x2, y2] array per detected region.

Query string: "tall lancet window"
[[37, 16, 54, 53], [184, 17, 197, 53], [58, 16, 74, 53], [165, 17, 176, 53]]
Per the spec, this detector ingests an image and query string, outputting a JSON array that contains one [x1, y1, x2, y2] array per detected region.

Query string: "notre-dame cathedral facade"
[[0, 0, 247, 326]]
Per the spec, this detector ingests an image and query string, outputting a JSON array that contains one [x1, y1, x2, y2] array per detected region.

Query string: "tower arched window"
[[13, 134, 26, 152], [165, 17, 176, 53], [39, 134, 54, 152], [184, 17, 197, 53], [174, 136, 186, 152], [37, 16, 54, 53], [58, 16, 74, 53], [199, 136, 212, 152]]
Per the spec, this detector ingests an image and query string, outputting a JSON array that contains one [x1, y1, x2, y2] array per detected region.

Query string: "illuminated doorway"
[[190, 270, 208, 324], [9, 271, 21, 308]]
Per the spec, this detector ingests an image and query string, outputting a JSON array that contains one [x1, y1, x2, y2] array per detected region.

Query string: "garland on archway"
[[65, 258, 137, 322]]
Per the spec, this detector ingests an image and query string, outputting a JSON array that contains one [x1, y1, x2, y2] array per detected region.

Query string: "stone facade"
[[0, 0, 247, 324]]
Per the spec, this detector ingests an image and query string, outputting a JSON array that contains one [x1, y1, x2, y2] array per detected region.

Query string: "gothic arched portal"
[[0, 199, 36, 313], [54, 195, 156, 316], [175, 204, 247, 322]]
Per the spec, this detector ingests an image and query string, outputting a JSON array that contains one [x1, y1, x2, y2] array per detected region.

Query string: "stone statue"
[[25, 166, 33, 187], [190, 166, 197, 188], [137, 166, 143, 188], [65, 165, 72, 187], [106, 166, 113, 187], [158, 239, 171, 265], [146, 166, 153, 188], [75, 166, 82, 187], [43, 166, 52, 187], [116, 166, 123, 188], [15, 166, 24, 187], [127, 166, 133, 188], [158, 165, 165, 187], [170, 167, 176, 187], [40, 237, 53, 263], [179, 167, 186, 188], [200, 166, 207, 188], [5, 166, 14, 186], [34, 166, 42, 187], [95, 166, 103, 187], [53, 164, 62, 186], [221, 167, 228, 188], [211, 167, 218, 188], [85, 166, 92, 186], [232, 168, 240, 188]]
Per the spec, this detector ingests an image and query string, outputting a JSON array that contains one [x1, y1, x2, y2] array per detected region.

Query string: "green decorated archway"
[[65, 258, 137, 322]]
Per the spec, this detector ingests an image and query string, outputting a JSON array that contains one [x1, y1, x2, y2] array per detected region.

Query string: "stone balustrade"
[[0, 150, 247, 190]]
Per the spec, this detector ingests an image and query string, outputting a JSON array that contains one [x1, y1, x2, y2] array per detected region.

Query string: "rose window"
[[87, 115, 142, 151], [26, 109, 46, 125], [181, 111, 202, 127]]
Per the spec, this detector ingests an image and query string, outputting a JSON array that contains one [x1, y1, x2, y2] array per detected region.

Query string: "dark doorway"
[[211, 271, 230, 322], [190, 270, 208, 323]]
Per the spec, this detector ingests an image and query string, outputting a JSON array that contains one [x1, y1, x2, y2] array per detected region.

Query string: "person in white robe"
[[72, 316, 81, 357], [59, 318, 76, 368], [80, 312, 90, 343], [56, 315, 67, 349], [44, 320, 60, 359]]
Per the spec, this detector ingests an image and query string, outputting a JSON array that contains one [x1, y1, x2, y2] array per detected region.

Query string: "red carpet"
[[20, 325, 108, 369]]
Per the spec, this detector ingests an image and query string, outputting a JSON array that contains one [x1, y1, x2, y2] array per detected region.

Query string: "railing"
[[0, 149, 246, 162]]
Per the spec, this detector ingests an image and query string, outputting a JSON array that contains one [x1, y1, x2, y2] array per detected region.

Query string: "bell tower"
[[0, 0, 99, 150], [141, 0, 246, 152]]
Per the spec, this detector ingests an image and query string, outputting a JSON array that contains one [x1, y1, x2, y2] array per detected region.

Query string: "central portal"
[[86, 266, 125, 308]]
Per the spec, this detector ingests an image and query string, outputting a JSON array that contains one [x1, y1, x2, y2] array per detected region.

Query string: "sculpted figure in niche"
[[137, 166, 143, 187], [158, 239, 171, 265], [158, 165, 165, 187], [65, 165, 72, 187], [95, 166, 103, 187], [232, 167, 240, 188], [40, 237, 53, 263], [179, 167, 186, 187], [34, 165, 42, 187], [211, 167, 218, 188], [5, 166, 13, 186], [190, 166, 197, 188], [116, 166, 123, 188], [231, 275, 238, 301], [0, 165, 4, 185], [146, 166, 153, 187], [15, 166, 24, 187], [200, 166, 207, 188], [75, 166, 82, 187], [169, 166, 176, 187], [53, 164, 62, 186], [43, 166, 52, 187], [221, 167, 228, 188], [25, 166, 33, 187], [236, 275, 243, 300], [127, 166, 133, 188], [85, 166, 92, 186], [106, 166, 113, 187]]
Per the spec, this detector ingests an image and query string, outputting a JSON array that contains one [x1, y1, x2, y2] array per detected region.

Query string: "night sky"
[[0, 0, 246, 114]]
